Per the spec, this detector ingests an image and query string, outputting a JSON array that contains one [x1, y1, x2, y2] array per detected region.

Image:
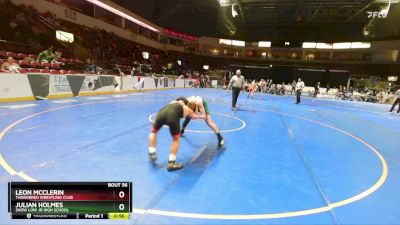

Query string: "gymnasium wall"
[[272, 66, 294, 84], [295, 69, 324, 87], [295, 69, 350, 87], [0, 74, 192, 103], [241, 67, 272, 80]]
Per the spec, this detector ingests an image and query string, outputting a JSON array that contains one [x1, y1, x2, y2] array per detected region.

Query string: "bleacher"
[[0, 47, 87, 74]]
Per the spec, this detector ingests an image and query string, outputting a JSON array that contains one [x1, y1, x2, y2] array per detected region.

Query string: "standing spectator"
[[314, 81, 320, 97], [228, 69, 245, 111], [199, 74, 205, 88], [1, 57, 20, 73], [326, 83, 330, 94], [389, 89, 400, 113], [291, 80, 296, 95], [295, 78, 305, 104], [268, 79, 273, 90], [37, 46, 55, 62]]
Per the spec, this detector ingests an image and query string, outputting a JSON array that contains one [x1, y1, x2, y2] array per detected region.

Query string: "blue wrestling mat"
[[0, 88, 399, 225]]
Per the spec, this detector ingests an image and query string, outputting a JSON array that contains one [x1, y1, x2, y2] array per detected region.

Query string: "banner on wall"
[[164, 77, 168, 87], [185, 79, 192, 87], [0, 74, 34, 99], [120, 76, 141, 90], [80, 76, 117, 93], [27, 74, 50, 99], [93, 76, 117, 90], [211, 80, 218, 88], [49, 75, 85, 97], [175, 79, 185, 87], [168, 79, 175, 87], [67, 76, 85, 96], [0, 74, 191, 102], [49, 75, 72, 97]]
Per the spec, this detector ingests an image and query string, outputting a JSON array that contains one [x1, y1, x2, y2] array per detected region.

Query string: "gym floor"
[[0, 88, 399, 225]]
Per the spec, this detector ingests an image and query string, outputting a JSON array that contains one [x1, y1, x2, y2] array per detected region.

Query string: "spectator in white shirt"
[[1, 57, 20, 73]]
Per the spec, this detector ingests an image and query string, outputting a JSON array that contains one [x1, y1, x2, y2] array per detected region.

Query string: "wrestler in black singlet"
[[152, 102, 183, 136]]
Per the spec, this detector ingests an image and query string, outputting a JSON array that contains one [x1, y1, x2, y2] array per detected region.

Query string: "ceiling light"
[[85, 0, 159, 32]]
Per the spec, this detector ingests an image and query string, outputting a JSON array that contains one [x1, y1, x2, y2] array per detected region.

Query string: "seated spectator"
[[130, 66, 135, 76], [1, 57, 21, 73], [85, 58, 97, 74], [37, 46, 55, 62], [55, 49, 62, 60], [115, 65, 125, 76], [279, 82, 286, 95], [23, 55, 35, 63], [130, 60, 140, 76]]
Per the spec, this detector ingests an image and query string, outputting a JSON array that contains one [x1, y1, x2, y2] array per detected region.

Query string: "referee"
[[295, 78, 305, 104], [228, 69, 245, 111]]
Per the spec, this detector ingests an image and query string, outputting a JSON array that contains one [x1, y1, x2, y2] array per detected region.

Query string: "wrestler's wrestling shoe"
[[167, 161, 184, 171], [149, 152, 157, 161], [218, 136, 224, 149], [180, 129, 185, 137]]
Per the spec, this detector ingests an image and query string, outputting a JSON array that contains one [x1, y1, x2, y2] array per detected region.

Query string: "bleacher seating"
[[19, 68, 27, 73], [50, 69, 60, 74], [6, 52, 18, 58], [41, 62, 51, 67], [30, 61, 41, 68], [51, 62, 60, 68], [17, 53, 27, 59], [27, 68, 40, 73], [18, 60, 30, 67]]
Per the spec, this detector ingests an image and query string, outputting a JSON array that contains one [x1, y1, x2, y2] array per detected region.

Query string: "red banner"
[[163, 29, 198, 42]]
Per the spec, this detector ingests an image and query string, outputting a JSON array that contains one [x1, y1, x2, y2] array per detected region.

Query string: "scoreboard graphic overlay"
[[8, 182, 132, 220]]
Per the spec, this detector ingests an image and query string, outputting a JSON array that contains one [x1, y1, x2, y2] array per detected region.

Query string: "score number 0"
[[118, 191, 125, 211]]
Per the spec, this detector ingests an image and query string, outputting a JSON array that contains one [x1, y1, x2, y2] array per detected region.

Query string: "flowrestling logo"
[[367, 0, 391, 18], [367, 11, 388, 18]]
